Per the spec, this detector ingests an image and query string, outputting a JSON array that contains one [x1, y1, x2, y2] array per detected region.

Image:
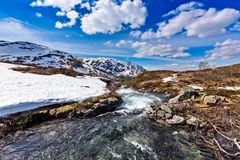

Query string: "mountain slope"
[[82, 58, 145, 77], [0, 41, 144, 77]]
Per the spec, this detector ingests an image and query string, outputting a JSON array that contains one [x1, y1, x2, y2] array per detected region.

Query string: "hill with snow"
[[0, 41, 144, 77]]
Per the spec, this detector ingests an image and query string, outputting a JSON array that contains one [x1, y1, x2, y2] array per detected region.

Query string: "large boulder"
[[202, 95, 225, 105], [169, 86, 199, 103]]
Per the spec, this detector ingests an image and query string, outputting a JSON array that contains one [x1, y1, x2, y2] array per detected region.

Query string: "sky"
[[0, 0, 240, 70]]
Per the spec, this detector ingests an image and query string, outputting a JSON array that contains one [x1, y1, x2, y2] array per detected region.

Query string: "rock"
[[107, 97, 119, 104], [186, 115, 199, 126], [166, 115, 185, 125], [172, 131, 178, 135], [169, 86, 199, 103], [156, 110, 166, 118], [178, 130, 190, 140], [147, 107, 155, 114], [165, 113, 172, 119], [99, 99, 108, 104], [160, 104, 172, 113], [202, 95, 225, 105]]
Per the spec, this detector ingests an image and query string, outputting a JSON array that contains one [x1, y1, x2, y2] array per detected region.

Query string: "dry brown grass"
[[12, 66, 84, 77], [177, 64, 240, 88]]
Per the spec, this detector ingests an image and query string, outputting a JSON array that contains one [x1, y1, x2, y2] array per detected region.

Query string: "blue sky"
[[0, 0, 240, 70]]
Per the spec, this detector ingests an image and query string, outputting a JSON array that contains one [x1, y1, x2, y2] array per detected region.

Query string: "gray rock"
[[165, 113, 172, 119], [186, 116, 199, 126], [166, 115, 185, 125], [156, 110, 166, 118], [169, 86, 199, 103], [203, 95, 225, 105], [107, 97, 119, 104], [160, 104, 172, 113], [99, 99, 108, 104]]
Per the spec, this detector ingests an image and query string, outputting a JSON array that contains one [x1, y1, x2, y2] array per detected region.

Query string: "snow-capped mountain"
[[82, 58, 145, 77], [0, 41, 144, 77]]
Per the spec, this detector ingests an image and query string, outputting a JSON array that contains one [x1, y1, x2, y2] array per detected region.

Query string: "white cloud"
[[116, 40, 128, 47], [81, 2, 91, 10], [129, 30, 142, 38], [131, 41, 190, 58], [163, 1, 203, 17], [81, 0, 147, 34], [0, 18, 40, 42], [31, 0, 147, 33], [141, 2, 240, 39], [230, 22, 240, 32], [206, 39, 240, 59], [36, 12, 42, 17], [55, 10, 79, 29], [186, 8, 240, 38], [56, 11, 66, 16], [31, 0, 82, 11]]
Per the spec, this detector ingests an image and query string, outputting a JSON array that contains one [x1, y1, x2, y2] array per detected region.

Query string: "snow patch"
[[162, 74, 177, 83], [0, 62, 108, 116], [188, 85, 204, 91], [218, 86, 240, 91]]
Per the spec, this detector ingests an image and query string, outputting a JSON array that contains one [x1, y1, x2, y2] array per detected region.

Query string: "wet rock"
[[202, 95, 225, 105], [0, 92, 122, 138], [107, 97, 119, 104], [169, 86, 199, 103], [166, 115, 185, 125]]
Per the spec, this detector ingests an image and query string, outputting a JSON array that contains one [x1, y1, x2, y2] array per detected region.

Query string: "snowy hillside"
[[0, 41, 74, 68], [0, 62, 108, 116], [0, 41, 144, 77]]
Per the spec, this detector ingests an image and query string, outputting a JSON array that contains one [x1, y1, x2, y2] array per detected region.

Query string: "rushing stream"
[[0, 88, 202, 160]]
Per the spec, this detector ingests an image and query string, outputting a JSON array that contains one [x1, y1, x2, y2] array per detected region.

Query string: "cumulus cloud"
[[81, 0, 147, 34], [186, 8, 240, 38], [55, 10, 79, 29], [31, 0, 82, 11], [206, 39, 240, 59], [141, 2, 240, 39], [31, 0, 147, 33]]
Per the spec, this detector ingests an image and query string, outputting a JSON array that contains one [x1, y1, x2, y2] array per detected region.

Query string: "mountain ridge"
[[0, 41, 145, 77]]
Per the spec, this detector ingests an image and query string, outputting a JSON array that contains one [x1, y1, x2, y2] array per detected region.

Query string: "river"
[[0, 88, 202, 160]]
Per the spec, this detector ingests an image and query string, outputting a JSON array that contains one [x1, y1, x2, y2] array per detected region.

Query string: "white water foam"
[[116, 88, 162, 111]]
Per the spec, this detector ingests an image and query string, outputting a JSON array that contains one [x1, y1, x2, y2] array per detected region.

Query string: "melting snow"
[[0, 62, 108, 116], [162, 74, 177, 83], [188, 85, 204, 91], [218, 86, 240, 91]]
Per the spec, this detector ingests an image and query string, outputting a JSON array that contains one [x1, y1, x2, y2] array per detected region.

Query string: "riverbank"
[[0, 88, 203, 160], [122, 65, 240, 159]]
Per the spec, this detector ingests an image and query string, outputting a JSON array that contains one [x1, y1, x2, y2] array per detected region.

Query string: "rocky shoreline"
[[145, 86, 240, 159]]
